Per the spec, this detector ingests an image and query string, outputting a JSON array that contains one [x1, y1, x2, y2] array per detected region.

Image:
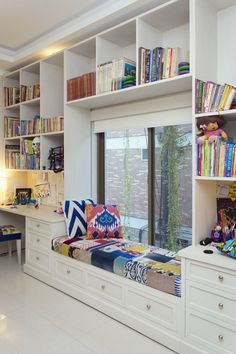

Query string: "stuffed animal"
[[196, 115, 228, 145]]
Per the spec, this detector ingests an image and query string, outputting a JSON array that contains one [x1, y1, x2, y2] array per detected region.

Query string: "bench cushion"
[[52, 237, 181, 297], [0, 225, 21, 242]]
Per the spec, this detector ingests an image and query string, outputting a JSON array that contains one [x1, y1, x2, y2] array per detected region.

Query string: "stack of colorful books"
[[195, 80, 236, 113], [20, 115, 40, 136], [197, 138, 236, 177], [97, 58, 136, 94], [67, 72, 96, 101], [4, 117, 20, 138], [138, 47, 188, 84]]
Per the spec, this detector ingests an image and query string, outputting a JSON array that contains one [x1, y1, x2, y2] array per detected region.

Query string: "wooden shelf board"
[[67, 73, 192, 109], [195, 109, 236, 121], [4, 102, 20, 110], [4, 136, 21, 141], [21, 97, 40, 106], [4, 131, 64, 140], [195, 176, 236, 182]]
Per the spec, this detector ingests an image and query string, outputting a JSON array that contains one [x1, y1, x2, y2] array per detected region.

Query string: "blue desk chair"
[[0, 225, 22, 264]]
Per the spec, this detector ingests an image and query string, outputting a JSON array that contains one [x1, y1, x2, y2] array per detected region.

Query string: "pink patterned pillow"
[[86, 204, 123, 239]]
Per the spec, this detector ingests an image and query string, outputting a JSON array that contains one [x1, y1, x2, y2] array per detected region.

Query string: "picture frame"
[[15, 188, 32, 205]]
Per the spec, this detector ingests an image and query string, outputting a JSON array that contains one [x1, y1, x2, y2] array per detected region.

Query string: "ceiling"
[[0, 0, 109, 49], [0, 0, 165, 71]]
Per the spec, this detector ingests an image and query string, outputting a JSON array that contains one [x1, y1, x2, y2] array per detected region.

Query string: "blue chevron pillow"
[[63, 199, 94, 238]]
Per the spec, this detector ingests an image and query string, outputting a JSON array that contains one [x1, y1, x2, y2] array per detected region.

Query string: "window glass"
[[154, 124, 192, 251], [105, 128, 148, 242]]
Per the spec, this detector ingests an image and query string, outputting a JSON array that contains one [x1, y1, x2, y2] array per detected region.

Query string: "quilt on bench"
[[52, 237, 181, 297]]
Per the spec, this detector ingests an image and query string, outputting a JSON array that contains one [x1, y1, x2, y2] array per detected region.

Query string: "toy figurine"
[[211, 225, 224, 242], [196, 115, 228, 145]]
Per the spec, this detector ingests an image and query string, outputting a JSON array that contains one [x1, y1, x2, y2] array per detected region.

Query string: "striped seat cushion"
[[63, 199, 94, 238]]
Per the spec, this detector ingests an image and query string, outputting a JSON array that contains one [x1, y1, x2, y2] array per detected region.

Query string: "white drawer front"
[[188, 283, 236, 326], [188, 312, 236, 354], [27, 248, 50, 272], [127, 289, 176, 331], [187, 261, 236, 293], [28, 231, 51, 251], [28, 218, 51, 235], [87, 273, 123, 304], [55, 259, 85, 287]]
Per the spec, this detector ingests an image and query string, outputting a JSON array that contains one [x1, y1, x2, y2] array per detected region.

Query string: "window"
[[153, 125, 192, 251], [101, 123, 192, 252], [105, 128, 148, 242]]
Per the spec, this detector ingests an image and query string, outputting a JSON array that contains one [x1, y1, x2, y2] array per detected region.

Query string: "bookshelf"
[[193, 0, 236, 247], [3, 52, 64, 173], [64, 0, 191, 109]]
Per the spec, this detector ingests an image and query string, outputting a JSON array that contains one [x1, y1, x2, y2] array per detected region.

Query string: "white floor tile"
[[0, 253, 174, 354]]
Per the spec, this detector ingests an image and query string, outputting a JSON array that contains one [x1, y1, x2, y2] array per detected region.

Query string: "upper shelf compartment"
[[137, 0, 190, 85], [66, 38, 96, 101]]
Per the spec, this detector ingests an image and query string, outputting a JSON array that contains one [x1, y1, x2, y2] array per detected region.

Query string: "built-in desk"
[[0, 205, 66, 259]]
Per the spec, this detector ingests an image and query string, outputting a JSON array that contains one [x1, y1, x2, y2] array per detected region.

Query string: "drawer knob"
[[218, 275, 224, 281], [218, 335, 224, 342], [37, 224, 40, 228], [36, 239, 40, 243], [218, 303, 224, 310], [67, 270, 71, 275], [36, 256, 39, 261], [146, 304, 151, 311], [101, 284, 106, 290]]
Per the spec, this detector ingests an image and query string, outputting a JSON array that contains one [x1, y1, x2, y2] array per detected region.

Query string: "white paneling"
[[137, 19, 163, 50], [93, 106, 191, 132], [40, 56, 64, 117], [64, 105, 91, 199], [217, 4, 236, 86], [194, 0, 217, 82]]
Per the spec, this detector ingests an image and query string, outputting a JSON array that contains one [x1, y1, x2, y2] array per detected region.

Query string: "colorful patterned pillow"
[[63, 199, 94, 239], [86, 204, 123, 239]]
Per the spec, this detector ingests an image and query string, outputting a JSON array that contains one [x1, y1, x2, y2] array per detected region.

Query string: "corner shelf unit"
[[3, 52, 64, 172]]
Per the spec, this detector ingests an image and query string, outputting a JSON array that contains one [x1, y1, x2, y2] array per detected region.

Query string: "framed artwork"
[[15, 188, 32, 205]]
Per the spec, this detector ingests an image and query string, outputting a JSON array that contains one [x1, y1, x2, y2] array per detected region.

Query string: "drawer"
[[187, 261, 236, 293], [126, 289, 176, 331], [87, 273, 123, 304], [188, 283, 236, 326], [28, 231, 51, 251], [27, 248, 50, 272], [28, 218, 51, 235], [55, 259, 85, 287], [187, 312, 236, 354]]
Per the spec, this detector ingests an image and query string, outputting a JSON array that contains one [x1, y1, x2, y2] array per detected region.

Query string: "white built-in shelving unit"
[[3, 52, 64, 172], [193, 0, 236, 248]]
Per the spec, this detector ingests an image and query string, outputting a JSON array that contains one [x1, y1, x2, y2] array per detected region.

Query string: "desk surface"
[[0, 205, 65, 223]]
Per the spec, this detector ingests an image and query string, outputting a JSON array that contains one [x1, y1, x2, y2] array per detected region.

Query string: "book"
[[67, 72, 96, 101], [4, 86, 20, 106], [195, 79, 236, 113], [20, 84, 40, 102], [4, 117, 20, 138], [197, 138, 236, 177], [97, 57, 136, 94]]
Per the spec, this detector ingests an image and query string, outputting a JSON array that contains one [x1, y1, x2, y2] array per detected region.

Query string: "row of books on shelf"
[[4, 116, 64, 138], [4, 117, 20, 138], [138, 47, 189, 85], [4, 87, 20, 107], [97, 58, 136, 94], [5, 145, 20, 169], [21, 155, 40, 170], [197, 138, 236, 177], [41, 116, 64, 133], [67, 72, 96, 101], [21, 84, 40, 102], [20, 116, 40, 136], [195, 80, 236, 114], [21, 139, 40, 170]]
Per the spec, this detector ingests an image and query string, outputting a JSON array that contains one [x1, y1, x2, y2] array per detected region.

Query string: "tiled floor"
[[0, 253, 174, 354]]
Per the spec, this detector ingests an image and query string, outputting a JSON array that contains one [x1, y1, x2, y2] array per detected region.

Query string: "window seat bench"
[[52, 236, 182, 297]]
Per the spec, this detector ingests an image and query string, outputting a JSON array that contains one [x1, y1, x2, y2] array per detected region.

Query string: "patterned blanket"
[[52, 237, 181, 297]]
